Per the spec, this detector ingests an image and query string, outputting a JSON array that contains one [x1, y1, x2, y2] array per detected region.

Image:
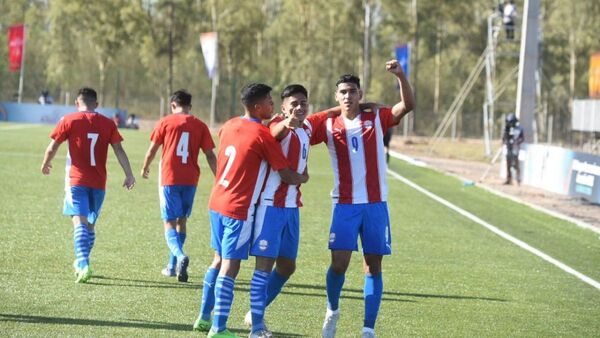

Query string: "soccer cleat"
[[321, 309, 340, 338], [75, 266, 92, 284], [176, 255, 189, 282], [161, 266, 176, 277], [207, 328, 241, 338], [73, 260, 81, 276], [193, 317, 212, 332], [249, 329, 273, 338], [361, 328, 376, 338]]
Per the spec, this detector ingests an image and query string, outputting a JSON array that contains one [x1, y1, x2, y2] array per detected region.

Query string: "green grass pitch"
[[0, 122, 599, 337]]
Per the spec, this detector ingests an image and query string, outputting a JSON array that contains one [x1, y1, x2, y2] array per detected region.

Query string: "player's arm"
[[41, 140, 61, 175], [141, 142, 160, 179], [279, 168, 309, 185], [203, 148, 217, 176], [111, 142, 136, 190], [386, 59, 415, 125], [271, 115, 300, 141]]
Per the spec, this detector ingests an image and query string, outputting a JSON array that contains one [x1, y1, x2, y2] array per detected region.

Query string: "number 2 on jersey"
[[87, 133, 99, 166], [176, 132, 190, 164], [218, 145, 236, 187]]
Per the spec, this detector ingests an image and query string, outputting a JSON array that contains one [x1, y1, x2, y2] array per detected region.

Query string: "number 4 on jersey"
[[176, 132, 190, 164]]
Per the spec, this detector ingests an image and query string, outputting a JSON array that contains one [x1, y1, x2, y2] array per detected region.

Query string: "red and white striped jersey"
[[311, 107, 398, 204], [259, 116, 312, 208]]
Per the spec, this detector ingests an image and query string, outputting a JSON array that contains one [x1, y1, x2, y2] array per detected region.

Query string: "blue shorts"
[[250, 205, 300, 259], [329, 202, 392, 255], [210, 209, 254, 260], [159, 185, 197, 221], [63, 185, 106, 224]]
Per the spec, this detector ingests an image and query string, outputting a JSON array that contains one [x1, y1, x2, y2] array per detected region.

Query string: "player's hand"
[[141, 167, 150, 179], [123, 175, 136, 190], [386, 59, 404, 76], [41, 162, 52, 175], [284, 115, 301, 129]]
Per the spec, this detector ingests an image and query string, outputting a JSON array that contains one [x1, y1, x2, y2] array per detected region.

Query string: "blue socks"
[[364, 273, 383, 329], [250, 270, 270, 332], [168, 232, 186, 268], [266, 269, 289, 306], [212, 276, 235, 332], [164, 228, 185, 260], [326, 267, 345, 311], [87, 229, 96, 258], [74, 223, 90, 269], [200, 267, 219, 321]]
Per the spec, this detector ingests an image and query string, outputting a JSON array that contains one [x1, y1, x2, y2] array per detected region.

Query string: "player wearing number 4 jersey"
[[314, 60, 415, 338], [193, 83, 307, 338], [141, 90, 217, 282], [41, 87, 136, 284]]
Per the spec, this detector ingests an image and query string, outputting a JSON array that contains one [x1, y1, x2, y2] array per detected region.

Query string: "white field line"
[[389, 150, 600, 235], [387, 168, 600, 291]]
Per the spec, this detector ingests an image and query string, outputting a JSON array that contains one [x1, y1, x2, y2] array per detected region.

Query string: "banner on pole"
[[8, 24, 25, 72], [200, 32, 218, 79], [394, 44, 410, 78]]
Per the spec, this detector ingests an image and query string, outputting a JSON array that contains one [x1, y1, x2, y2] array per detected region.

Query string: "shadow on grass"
[[0, 314, 305, 337], [0, 313, 190, 332], [237, 280, 507, 302], [84, 275, 200, 290]]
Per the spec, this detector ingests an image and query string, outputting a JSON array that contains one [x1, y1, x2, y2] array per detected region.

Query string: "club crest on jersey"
[[329, 233, 336, 243], [364, 120, 373, 129], [259, 239, 268, 251]]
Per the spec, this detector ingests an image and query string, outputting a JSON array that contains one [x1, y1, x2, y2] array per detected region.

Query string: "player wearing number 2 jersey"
[[314, 61, 415, 338], [141, 90, 217, 282], [41, 87, 136, 284], [193, 83, 308, 338]]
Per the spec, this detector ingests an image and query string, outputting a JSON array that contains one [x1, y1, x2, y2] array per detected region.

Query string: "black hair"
[[240, 83, 272, 108], [335, 74, 361, 89], [281, 84, 308, 100], [170, 90, 192, 107], [77, 87, 97, 104]]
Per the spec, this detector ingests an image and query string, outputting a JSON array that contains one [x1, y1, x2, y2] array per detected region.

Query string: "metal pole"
[[362, 0, 372, 100], [17, 25, 26, 103], [210, 73, 218, 129]]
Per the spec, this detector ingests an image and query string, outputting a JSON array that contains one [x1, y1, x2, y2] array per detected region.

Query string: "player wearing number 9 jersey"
[[315, 62, 415, 338], [141, 90, 217, 282], [41, 87, 136, 284], [193, 83, 308, 338]]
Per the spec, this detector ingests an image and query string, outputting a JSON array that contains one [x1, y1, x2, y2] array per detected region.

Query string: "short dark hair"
[[335, 74, 361, 89], [77, 87, 97, 104], [281, 84, 308, 100], [241, 83, 272, 108], [170, 90, 192, 107]]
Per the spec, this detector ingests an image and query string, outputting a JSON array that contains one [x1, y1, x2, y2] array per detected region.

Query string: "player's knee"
[[276, 261, 296, 277], [331, 261, 349, 275]]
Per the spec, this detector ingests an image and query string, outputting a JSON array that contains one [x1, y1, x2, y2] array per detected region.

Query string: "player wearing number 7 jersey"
[[314, 60, 415, 338], [141, 90, 217, 282], [193, 83, 308, 338], [41, 87, 136, 284]]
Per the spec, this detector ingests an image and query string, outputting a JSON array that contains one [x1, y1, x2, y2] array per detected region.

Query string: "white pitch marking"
[[387, 168, 600, 291]]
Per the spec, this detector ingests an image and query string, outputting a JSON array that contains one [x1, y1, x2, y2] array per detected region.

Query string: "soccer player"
[[141, 90, 217, 282], [41, 87, 136, 283], [312, 60, 414, 338], [193, 83, 307, 338]]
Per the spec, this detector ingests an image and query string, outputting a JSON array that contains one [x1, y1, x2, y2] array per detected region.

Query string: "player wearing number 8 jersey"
[[193, 83, 308, 338], [141, 90, 217, 282], [41, 87, 136, 284], [312, 61, 415, 338]]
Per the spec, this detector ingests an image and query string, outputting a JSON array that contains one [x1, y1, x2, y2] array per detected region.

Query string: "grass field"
[[1, 122, 599, 337]]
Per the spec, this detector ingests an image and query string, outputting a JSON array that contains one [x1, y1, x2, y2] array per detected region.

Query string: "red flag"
[[8, 24, 25, 72]]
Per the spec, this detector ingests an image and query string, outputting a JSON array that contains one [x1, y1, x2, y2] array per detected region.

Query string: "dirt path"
[[391, 137, 600, 232]]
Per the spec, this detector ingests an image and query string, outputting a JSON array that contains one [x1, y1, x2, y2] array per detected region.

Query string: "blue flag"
[[394, 44, 410, 77]]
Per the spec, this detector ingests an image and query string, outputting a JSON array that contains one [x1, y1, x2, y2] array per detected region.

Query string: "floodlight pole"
[[515, 0, 540, 143]]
